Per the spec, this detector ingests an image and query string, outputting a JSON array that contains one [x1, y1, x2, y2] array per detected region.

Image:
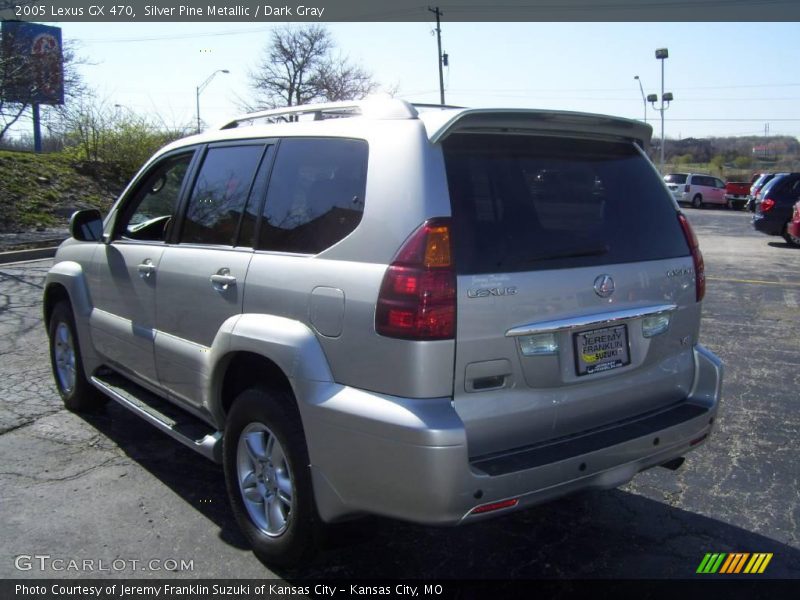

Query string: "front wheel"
[[223, 387, 322, 567], [48, 301, 107, 411]]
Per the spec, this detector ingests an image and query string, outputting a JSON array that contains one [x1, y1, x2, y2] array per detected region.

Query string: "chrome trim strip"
[[505, 304, 678, 337]]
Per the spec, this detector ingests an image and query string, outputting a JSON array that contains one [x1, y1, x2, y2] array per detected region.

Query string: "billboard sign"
[[1, 21, 64, 105]]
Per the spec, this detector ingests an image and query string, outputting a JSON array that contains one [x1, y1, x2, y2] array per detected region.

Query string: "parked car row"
[[663, 172, 774, 212]]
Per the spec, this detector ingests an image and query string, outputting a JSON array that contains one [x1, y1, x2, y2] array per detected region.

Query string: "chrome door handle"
[[137, 260, 156, 279], [210, 268, 237, 291]]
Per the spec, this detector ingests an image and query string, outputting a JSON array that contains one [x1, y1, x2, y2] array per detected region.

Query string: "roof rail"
[[219, 97, 418, 130], [412, 103, 466, 111]]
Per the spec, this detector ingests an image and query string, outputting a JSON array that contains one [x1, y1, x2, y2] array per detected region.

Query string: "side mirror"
[[69, 209, 104, 242]]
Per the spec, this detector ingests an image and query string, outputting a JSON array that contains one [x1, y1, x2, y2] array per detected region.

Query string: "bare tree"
[[312, 54, 379, 102], [248, 25, 379, 110]]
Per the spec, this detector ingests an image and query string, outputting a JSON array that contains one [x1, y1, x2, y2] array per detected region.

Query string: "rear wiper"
[[524, 244, 609, 263]]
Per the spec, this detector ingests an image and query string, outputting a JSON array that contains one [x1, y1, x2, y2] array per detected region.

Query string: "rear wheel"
[[223, 386, 322, 567], [48, 301, 107, 411], [692, 194, 703, 209]]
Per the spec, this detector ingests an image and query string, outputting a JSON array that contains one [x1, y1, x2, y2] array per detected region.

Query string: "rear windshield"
[[442, 134, 689, 274], [664, 173, 688, 184]]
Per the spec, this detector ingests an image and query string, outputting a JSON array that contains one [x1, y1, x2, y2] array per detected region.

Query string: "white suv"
[[664, 173, 726, 208]]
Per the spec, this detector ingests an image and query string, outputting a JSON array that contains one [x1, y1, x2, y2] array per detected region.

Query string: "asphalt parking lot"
[[0, 208, 798, 581]]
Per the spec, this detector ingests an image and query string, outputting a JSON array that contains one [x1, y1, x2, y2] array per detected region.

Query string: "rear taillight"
[[684, 184, 690, 193], [375, 218, 456, 340], [760, 198, 776, 213], [678, 213, 705, 302]]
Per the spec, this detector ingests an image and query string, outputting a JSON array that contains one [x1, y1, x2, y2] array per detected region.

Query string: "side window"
[[258, 138, 368, 254], [180, 145, 266, 246], [787, 178, 800, 198], [117, 153, 193, 242]]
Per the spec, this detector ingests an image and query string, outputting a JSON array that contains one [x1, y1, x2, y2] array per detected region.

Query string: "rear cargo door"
[[442, 134, 699, 458]]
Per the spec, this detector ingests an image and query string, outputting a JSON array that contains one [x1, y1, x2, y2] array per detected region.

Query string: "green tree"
[[54, 97, 190, 180]]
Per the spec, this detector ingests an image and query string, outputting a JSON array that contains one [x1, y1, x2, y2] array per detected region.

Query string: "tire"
[[48, 301, 107, 412], [223, 386, 322, 567], [782, 224, 800, 247], [692, 194, 703, 209]]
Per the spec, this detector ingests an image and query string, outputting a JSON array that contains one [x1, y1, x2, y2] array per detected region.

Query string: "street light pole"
[[655, 48, 669, 170], [196, 69, 230, 133], [634, 75, 646, 123]]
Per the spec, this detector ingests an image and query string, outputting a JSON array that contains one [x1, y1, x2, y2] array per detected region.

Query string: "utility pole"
[[429, 6, 445, 105]]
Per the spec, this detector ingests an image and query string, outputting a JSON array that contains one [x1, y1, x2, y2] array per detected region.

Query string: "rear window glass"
[[664, 174, 687, 184], [442, 134, 689, 274]]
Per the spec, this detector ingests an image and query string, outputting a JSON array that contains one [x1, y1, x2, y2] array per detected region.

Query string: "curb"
[[0, 246, 59, 264]]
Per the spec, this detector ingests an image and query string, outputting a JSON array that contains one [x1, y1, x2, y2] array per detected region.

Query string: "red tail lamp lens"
[[678, 213, 705, 302], [375, 219, 456, 340]]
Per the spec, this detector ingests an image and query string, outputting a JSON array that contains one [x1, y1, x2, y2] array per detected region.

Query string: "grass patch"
[[0, 150, 123, 233]]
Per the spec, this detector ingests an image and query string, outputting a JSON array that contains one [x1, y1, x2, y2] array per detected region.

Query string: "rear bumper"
[[299, 344, 722, 525], [752, 213, 786, 236]]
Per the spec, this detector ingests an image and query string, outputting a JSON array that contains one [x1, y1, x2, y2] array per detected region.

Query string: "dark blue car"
[[752, 172, 800, 246]]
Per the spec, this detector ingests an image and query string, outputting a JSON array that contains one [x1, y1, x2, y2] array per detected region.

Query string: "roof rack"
[[219, 97, 419, 130]]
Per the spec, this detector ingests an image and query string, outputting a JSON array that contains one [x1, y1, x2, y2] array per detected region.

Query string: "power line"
[[77, 26, 273, 43]]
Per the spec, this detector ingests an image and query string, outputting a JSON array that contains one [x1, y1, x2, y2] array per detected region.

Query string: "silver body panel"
[[452, 257, 699, 457], [44, 99, 723, 526]]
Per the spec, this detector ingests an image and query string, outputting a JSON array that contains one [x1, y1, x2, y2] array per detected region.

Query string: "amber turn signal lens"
[[424, 226, 451, 268]]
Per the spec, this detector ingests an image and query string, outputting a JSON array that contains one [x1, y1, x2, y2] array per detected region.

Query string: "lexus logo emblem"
[[593, 274, 615, 298]]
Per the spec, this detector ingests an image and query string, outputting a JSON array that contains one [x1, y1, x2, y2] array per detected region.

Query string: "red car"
[[788, 200, 800, 245]]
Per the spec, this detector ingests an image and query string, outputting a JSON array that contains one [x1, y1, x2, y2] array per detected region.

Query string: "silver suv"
[[44, 98, 722, 566]]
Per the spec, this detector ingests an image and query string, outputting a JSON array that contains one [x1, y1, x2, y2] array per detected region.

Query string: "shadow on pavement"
[[767, 241, 800, 250], [80, 402, 800, 580]]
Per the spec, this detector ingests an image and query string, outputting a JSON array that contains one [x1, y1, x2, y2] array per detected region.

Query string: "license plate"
[[573, 324, 630, 376]]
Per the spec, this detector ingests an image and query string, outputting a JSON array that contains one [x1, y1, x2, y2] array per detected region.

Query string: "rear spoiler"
[[425, 109, 652, 149]]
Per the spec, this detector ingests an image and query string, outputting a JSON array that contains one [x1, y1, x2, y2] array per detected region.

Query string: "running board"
[[91, 372, 222, 463]]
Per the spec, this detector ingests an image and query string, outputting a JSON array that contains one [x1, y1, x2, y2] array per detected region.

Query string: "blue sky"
[[27, 21, 800, 139]]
